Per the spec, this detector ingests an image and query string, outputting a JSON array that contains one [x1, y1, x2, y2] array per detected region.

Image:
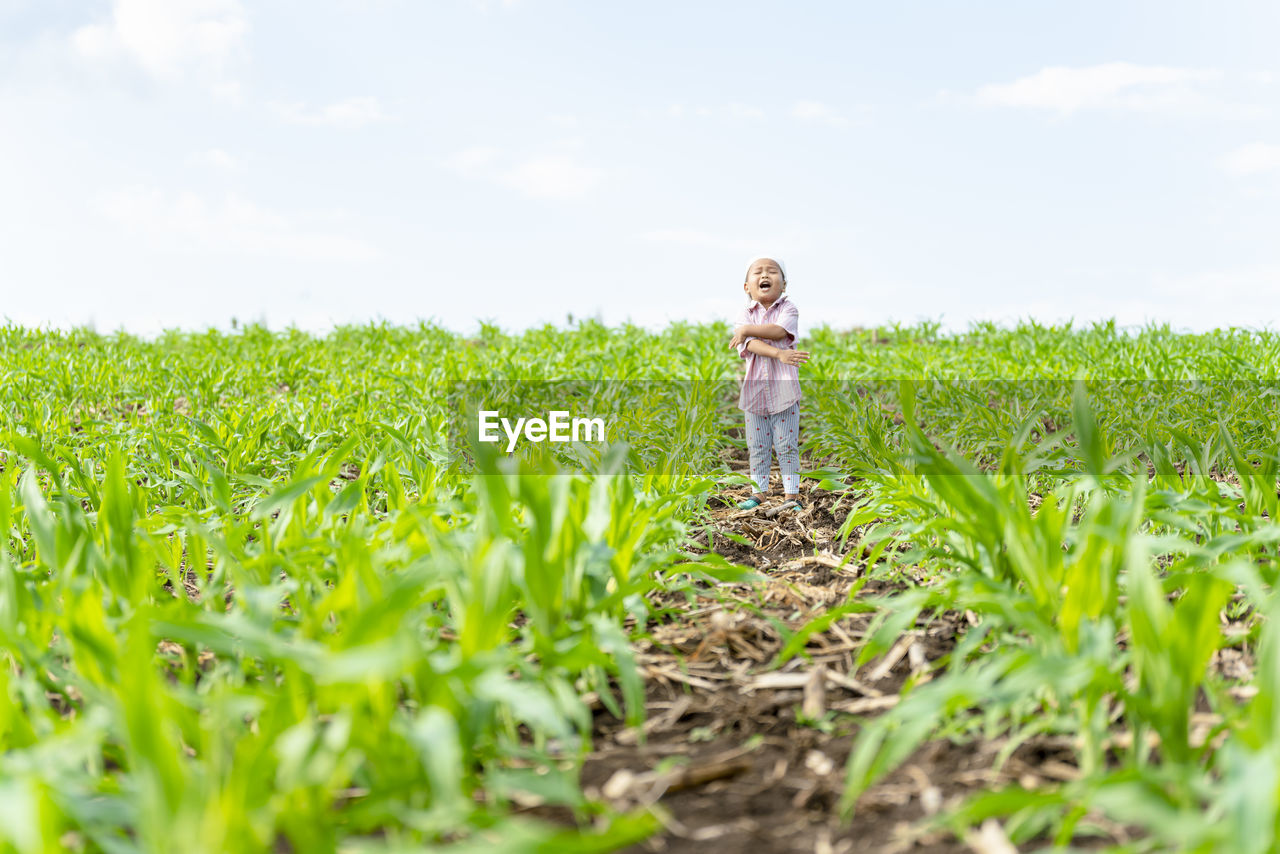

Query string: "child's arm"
[[730, 306, 756, 356], [730, 323, 791, 347], [745, 339, 809, 366]]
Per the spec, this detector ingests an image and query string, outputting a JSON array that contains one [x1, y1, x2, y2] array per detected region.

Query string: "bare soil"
[[576, 443, 1065, 854], [575, 431, 1260, 852]]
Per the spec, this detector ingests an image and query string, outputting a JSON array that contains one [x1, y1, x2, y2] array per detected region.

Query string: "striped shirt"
[[735, 294, 801, 415]]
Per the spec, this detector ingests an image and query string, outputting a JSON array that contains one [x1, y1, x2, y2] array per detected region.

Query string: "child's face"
[[744, 259, 785, 306]]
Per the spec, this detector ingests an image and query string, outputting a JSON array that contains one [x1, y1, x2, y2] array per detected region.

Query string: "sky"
[[1, 0, 1278, 336]]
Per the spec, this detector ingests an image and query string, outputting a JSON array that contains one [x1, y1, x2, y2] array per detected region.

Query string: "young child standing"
[[729, 256, 810, 510]]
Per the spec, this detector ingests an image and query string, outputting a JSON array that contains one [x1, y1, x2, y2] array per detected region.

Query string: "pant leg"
[[744, 409, 773, 494], [770, 403, 801, 495]]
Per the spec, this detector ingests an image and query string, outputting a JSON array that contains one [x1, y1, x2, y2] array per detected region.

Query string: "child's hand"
[[778, 349, 810, 367], [729, 328, 747, 349]]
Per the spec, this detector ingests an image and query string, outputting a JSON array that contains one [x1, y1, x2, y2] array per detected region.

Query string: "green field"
[[3, 320, 1280, 853]]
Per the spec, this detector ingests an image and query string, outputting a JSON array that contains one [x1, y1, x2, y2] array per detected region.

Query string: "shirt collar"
[[749, 293, 788, 312]]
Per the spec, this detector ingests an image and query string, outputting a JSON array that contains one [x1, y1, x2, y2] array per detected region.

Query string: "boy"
[[729, 257, 809, 510]]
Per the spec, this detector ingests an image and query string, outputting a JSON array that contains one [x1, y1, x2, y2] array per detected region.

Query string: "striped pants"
[[745, 402, 800, 495]]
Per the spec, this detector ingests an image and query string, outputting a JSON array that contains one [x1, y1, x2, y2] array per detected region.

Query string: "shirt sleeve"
[[776, 300, 799, 347], [735, 305, 755, 358]]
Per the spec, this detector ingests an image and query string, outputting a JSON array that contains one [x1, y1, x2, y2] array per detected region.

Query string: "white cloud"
[[444, 147, 603, 200], [972, 62, 1233, 115], [186, 148, 243, 171], [792, 101, 848, 126], [96, 186, 381, 262], [72, 0, 246, 82], [277, 97, 390, 128], [1218, 142, 1280, 176]]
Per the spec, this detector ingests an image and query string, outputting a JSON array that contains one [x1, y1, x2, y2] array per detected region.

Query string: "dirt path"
[[576, 443, 1020, 853], [573, 432, 1247, 852]]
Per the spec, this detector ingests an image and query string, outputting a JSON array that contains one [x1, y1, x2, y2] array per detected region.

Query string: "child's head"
[[743, 256, 787, 306]]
